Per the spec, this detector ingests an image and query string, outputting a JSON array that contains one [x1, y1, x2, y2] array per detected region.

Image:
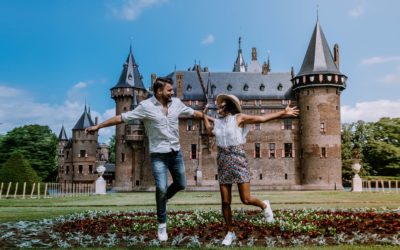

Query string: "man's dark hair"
[[153, 77, 173, 94]]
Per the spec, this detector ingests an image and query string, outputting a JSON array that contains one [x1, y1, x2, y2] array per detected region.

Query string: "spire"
[[233, 36, 247, 72], [206, 72, 214, 99], [112, 45, 145, 90], [296, 21, 341, 77], [73, 105, 95, 130], [58, 125, 68, 141]]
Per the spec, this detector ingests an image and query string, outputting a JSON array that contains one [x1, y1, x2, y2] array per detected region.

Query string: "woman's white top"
[[212, 114, 251, 147]]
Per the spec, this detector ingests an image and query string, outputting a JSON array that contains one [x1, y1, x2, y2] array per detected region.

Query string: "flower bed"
[[0, 208, 399, 248]]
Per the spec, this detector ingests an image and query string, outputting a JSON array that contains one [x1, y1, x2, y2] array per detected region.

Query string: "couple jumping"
[[86, 77, 299, 246]]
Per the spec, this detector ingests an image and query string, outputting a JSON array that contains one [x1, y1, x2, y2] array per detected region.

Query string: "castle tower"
[[71, 105, 98, 183], [111, 46, 148, 191], [292, 21, 347, 190], [57, 125, 68, 181], [232, 37, 247, 72]]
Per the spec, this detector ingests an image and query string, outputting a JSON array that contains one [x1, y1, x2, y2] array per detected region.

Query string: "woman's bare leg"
[[237, 182, 266, 209], [219, 184, 234, 232]]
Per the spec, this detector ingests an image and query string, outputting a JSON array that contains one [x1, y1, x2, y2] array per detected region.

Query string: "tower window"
[[187, 119, 193, 131], [136, 180, 140, 186], [255, 143, 261, 158], [66, 166, 70, 174], [284, 143, 293, 158], [320, 122, 326, 133], [321, 147, 327, 158], [190, 144, 197, 159], [285, 173, 288, 180], [269, 143, 275, 158], [215, 174, 218, 180], [307, 106, 310, 111], [79, 150, 86, 158], [121, 153, 125, 162], [260, 174, 263, 180], [89, 165, 93, 174], [78, 165, 83, 174]]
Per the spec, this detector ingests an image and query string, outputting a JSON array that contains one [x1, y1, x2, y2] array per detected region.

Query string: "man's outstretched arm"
[[85, 115, 123, 134]]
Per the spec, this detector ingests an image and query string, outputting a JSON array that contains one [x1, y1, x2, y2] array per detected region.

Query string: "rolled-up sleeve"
[[121, 104, 146, 123], [177, 99, 194, 117]]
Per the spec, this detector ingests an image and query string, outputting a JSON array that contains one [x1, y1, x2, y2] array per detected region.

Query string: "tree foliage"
[[0, 125, 58, 181], [341, 118, 400, 180], [108, 135, 116, 164], [0, 152, 41, 194]]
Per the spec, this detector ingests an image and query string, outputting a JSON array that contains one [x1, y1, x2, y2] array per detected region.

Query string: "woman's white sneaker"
[[157, 223, 168, 241], [222, 231, 236, 246], [263, 200, 274, 223]]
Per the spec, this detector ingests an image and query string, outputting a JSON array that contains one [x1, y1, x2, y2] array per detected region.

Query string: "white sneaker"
[[222, 231, 236, 246], [157, 223, 168, 241], [263, 200, 274, 223]]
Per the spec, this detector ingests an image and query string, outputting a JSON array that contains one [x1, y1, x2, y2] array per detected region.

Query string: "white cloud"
[[73, 81, 89, 89], [361, 56, 400, 66], [341, 100, 400, 123], [348, 5, 365, 17], [201, 34, 215, 45], [0, 85, 115, 143], [109, 0, 167, 21], [379, 73, 400, 85]]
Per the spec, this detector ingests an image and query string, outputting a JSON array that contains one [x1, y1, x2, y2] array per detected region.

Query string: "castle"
[[58, 20, 347, 191]]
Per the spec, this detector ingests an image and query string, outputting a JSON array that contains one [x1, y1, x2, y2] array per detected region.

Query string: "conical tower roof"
[[73, 105, 95, 130], [233, 37, 247, 72], [297, 21, 341, 77], [112, 46, 145, 90], [58, 125, 68, 141]]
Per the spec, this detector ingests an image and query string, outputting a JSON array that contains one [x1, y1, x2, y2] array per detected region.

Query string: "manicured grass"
[[0, 190, 399, 222]]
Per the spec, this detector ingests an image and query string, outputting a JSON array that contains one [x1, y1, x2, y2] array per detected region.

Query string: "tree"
[[108, 135, 116, 164], [0, 152, 41, 194], [363, 118, 400, 176], [0, 125, 58, 181]]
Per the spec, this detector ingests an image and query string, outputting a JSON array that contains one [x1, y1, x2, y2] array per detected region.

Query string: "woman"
[[202, 94, 299, 246]]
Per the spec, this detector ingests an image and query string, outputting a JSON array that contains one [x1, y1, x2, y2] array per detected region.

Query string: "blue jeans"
[[150, 150, 187, 223]]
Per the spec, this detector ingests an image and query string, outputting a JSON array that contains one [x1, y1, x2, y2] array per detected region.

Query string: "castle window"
[[121, 153, 125, 162], [123, 107, 127, 111], [269, 143, 275, 158], [215, 174, 218, 180], [307, 106, 310, 111], [254, 143, 261, 158], [66, 166, 69, 174], [300, 148, 304, 158], [243, 84, 249, 91], [336, 106, 339, 110], [284, 143, 293, 158], [321, 147, 327, 158], [320, 122, 326, 133], [190, 144, 197, 159], [277, 83, 283, 91], [187, 119, 193, 131], [260, 84, 265, 91], [79, 150, 86, 158], [327, 75, 332, 82], [66, 151, 69, 159], [255, 123, 261, 130], [227, 84, 232, 91], [260, 174, 263, 180], [78, 165, 83, 174], [285, 173, 288, 180], [186, 85, 192, 92], [89, 165, 93, 174], [282, 118, 292, 130]]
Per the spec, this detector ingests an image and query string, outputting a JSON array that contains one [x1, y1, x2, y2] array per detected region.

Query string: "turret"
[[292, 21, 347, 190], [110, 46, 148, 191], [233, 37, 247, 72]]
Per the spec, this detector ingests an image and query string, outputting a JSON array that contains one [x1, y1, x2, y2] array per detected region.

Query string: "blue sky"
[[1, 0, 399, 142]]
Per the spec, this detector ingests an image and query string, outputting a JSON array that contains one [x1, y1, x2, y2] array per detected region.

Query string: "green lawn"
[[0, 190, 399, 222]]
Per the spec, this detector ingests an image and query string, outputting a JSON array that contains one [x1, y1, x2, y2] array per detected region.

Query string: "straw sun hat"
[[216, 94, 242, 113]]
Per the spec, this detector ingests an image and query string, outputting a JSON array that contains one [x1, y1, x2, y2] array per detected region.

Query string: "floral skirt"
[[217, 144, 250, 184]]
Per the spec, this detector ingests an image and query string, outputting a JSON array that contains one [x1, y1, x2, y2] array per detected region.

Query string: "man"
[[85, 77, 204, 241]]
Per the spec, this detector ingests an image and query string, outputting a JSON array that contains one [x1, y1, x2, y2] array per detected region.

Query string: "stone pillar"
[[352, 161, 362, 192]]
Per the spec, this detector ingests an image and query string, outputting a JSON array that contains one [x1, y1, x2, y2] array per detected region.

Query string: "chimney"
[[333, 43, 340, 69], [251, 47, 257, 61]]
